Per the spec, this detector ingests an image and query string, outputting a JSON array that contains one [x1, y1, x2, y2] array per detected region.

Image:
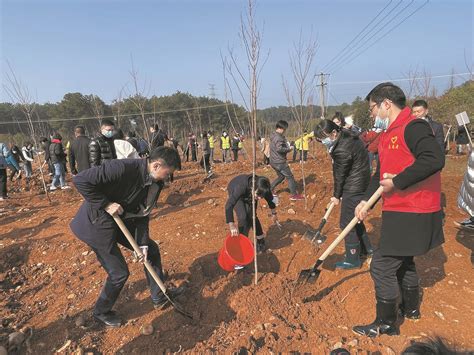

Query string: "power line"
[[327, 0, 415, 74], [330, 72, 471, 85], [0, 103, 229, 125], [330, 0, 429, 74], [322, 0, 398, 73]]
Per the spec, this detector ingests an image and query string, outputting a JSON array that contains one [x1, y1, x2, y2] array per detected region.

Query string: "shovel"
[[297, 186, 383, 284], [113, 215, 193, 319], [304, 201, 336, 244]]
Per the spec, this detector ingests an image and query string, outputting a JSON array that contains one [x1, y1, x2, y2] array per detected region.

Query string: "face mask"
[[102, 129, 114, 138], [374, 116, 388, 130], [375, 107, 389, 130], [321, 137, 335, 150]]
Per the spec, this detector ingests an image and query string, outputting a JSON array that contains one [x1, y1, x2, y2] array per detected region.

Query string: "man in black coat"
[[225, 174, 278, 254], [70, 125, 91, 174], [70, 147, 183, 327], [89, 119, 117, 166], [412, 100, 444, 152]]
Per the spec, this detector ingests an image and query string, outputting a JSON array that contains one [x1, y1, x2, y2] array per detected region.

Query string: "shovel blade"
[[297, 267, 322, 285], [303, 229, 320, 242]]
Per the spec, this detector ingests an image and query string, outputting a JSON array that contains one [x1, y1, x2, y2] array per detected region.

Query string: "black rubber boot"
[[359, 234, 374, 257], [399, 285, 421, 320], [335, 242, 361, 269], [352, 298, 399, 337]]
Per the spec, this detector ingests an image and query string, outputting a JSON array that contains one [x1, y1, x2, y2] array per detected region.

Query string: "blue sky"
[[1, 0, 472, 108]]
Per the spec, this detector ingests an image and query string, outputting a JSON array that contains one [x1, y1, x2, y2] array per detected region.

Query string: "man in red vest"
[[353, 83, 445, 337]]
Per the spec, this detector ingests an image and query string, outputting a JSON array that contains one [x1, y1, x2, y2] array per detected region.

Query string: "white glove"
[[134, 245, 149, 263]]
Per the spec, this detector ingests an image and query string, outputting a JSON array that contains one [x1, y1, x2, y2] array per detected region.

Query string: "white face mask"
[[375, 106, 389, 129]]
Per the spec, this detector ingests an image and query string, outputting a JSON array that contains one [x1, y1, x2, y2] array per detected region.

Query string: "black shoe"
[[256, 239, 266, 254], [352, 298, 399, 337], [93, 311, 122, 328], [152, 286, 186, 310], [399, 286, 421, 320]]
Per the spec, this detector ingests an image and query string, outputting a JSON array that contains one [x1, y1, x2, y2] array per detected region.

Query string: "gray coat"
[[458, 145, 474, 217], [269, 132, 291, 165]]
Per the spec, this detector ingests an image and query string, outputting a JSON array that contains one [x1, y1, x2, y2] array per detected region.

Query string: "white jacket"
[[458, 145, 474, 217], [114, 139, 140, 159]]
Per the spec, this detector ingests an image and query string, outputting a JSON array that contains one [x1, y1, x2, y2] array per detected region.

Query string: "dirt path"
[[1, 152, 473, 353]]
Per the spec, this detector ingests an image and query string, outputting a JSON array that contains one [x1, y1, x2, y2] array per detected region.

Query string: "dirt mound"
[[1, 153, 473, 353]]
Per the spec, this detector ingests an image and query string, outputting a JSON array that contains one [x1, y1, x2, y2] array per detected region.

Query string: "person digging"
[[70, 147, 185, 328], [314, 119, 374, 269], [225, 175, 278, 255]]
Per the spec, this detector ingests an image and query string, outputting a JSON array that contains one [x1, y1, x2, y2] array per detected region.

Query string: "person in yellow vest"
[[221, 131, 230, 163], [302, 130, 314, 162], [292, 137, 302, 162], [208, 130, 217, 162]]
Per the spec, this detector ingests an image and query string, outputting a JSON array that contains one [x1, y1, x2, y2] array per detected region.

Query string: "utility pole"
[[208, 83, 216, 99], [316, 72, 329, 119]]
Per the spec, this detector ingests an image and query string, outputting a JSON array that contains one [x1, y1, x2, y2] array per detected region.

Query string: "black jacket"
[[42, 140, 51, 161], [330, 129, 370, 198], [231, 137, 240, 150], [70, 135, 91, 174], [89, 134, 116, 166], [49, 141, 66, 164], [426, 116, 444, 151], [225, 174, 276, 223], [70, 159, 164, 249], [150, 130, 167, 150], [11, 145, 23, 163]]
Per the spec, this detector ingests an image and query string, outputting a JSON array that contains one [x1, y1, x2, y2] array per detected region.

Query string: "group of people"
[[0, 81, 471, 343], [0, 141, 35, 199]]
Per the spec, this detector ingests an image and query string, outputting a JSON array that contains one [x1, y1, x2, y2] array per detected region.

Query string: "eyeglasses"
[[368, 103, 378, 114]]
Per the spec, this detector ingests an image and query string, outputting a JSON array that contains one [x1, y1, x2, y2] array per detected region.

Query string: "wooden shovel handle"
[[323, 201, 335, 221], [318, 186, 383, 262], [113, 215, 168, 296]]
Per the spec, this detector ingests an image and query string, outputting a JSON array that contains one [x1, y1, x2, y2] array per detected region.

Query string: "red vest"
[[378, 107, 441, 213]]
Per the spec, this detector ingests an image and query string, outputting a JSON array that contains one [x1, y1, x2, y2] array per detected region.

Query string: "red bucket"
[[217, 234, 255, 271]]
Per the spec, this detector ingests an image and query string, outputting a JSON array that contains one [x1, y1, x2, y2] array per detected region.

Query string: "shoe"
[[256, 238, 266, 254], [399, 285, 421, 320], [0, 197, 7, 201], [152, 286, 186, 310], [61, 185, 71, 190], [352, 298, 399, 337], [206, 171, 214, 179], [456, 218, 474, 229], [335, 243, 361, 270], [290, 194, 305, 201], [93, 311, 122, 327], [50, 186, 57, 191]]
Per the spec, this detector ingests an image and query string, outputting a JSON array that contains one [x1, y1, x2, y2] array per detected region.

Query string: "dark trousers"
[[263, 156, 270, 165], [90, 225, 165, 315], [340, 192, 367, 246], [232, 149, 239, 161], [191, 148, 197, 162], [234, 199, 264, 237], [0, 168, 7, 198], [200, 154, 211, 173], [302, 150, 308, 161], [292, 148, 302, 162], [370, 249, 419, 300], [8, 165, 20, 181], [270, 163, 297, 195]]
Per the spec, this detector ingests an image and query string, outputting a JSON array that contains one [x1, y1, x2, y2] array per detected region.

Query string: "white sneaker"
[[50, 186, 57, 191], [61, 186, 71, 190]]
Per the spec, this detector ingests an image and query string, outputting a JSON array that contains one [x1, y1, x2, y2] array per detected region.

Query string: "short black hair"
[[115, 128, 125, 139], [313, 119, 340, 139], [255, 176, 272, 201], [75, 125, 85, 135], [101, 119, 115, 127], [24, 141, 32, 146], [365, 82, 406, 109], [52, 132, 62, 140], [402, 336, 460, 355], [276, 120, 289, 130], [332, 112, 345, 126], [128, 131, 136, 138], [149, 147, 181, 170], [412, 99, 428, 109], [202, 132, 208, 138]]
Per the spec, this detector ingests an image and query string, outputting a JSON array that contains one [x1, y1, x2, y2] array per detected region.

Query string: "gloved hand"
[[134, 245, 149, 263], [228, 222, 239, 237]]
